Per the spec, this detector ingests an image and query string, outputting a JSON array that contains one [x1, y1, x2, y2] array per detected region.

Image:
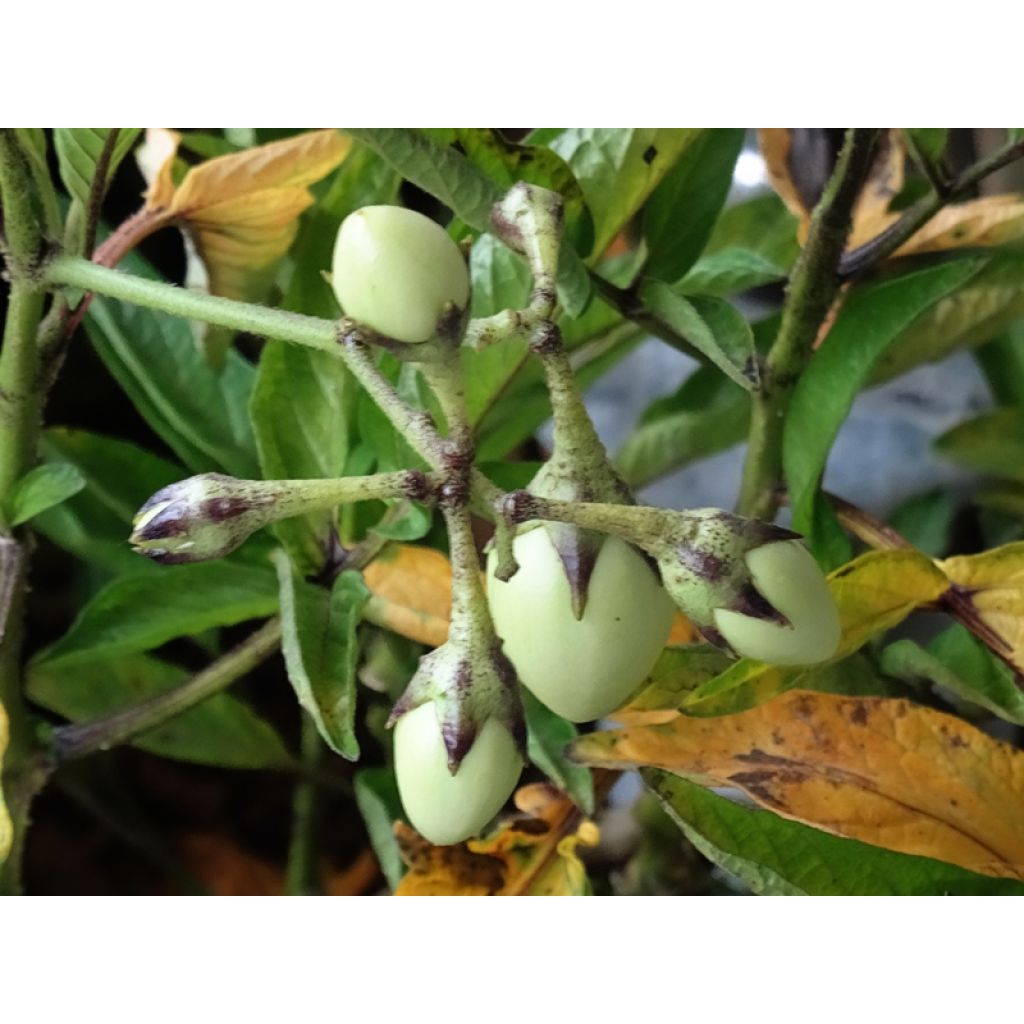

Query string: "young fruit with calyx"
[[331, 205, 470, 344], [389, 635, 525, 846], [504, 495, 841, 668]]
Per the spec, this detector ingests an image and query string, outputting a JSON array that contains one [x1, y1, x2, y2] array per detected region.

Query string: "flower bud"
[[389, 638, 525, 846], [331, 205, 470, 344], [130, 474, 280, 564]]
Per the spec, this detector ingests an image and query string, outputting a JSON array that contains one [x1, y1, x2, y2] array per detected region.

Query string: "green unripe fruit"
[[394, 703, 522, 846], [331, 205, 469, 343], [487, 528, 675, 723], [713, 540, 841, 665]]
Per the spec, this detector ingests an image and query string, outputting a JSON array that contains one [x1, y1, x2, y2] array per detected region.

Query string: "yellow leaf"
[[939, 542, 1024, 673], [362, 544, 452, 647], [395, 783, 598, 896], [141, 129, 351, 301], [667, 611, 698, 646], [829, 549, 948, 656], [137, 127, 181, 209], [855, 195, 1024, 257], [623, 549, 949, 720], [0, 699, 11, 867], [572, 690, 1024, 879]]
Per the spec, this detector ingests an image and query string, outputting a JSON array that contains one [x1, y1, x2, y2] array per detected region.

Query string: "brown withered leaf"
[[138, 128, 351, 301], [939, 542, 1024, 674], [362, 544, 452, 648], [572, 690, 1024, 879], [394, 783, 599, 896]]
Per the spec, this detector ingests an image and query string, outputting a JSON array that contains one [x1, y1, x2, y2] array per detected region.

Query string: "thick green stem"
[[52, 618, 282, 763], [737, 128, 879, 520]]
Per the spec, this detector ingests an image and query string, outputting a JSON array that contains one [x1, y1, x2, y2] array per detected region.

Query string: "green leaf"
[[275, 553, 369, 760], [54, 128, 141, 244], [874, 250, 1024, 382], [975, 326, 1024, 406], [639, 282, 757, 390], [936, 407, 1024, 483], [543, 129, 701, 257], [785, 257, 985, 546], [676, 248, 787, 297], [354, 767, 407, 890], [370, 502, 432, 542], [903, 128, 949, 164], [33, 430, 183, 577], [251, 343, 350, 572], [882, 625, 1024, 726], [646, 770, 1024, 895], [615, 365, 750, 487], [27, 653, 289, 769], [38, 563, 278, 666], [642, 129, 745, 283], [888, 489, 956, 556], [522, 690, 593, 813], [700, 191, 800, 268], [86, 296, 259, 478], [623, 645, 733, 713], [443, 128, 592, 253], [6, 462, 84, 526]]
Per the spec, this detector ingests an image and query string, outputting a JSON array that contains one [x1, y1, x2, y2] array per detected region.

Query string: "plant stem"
[[45, 256, 340, 356], [0, 130, 49, 894], [285, 715, 325, 896], [52, 618, 282, 763], [737, 128, 879, 520], [839, 137, 1024, 278]]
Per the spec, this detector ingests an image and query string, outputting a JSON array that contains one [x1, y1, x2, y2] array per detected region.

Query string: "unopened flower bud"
[[131, 474, 281, 564]]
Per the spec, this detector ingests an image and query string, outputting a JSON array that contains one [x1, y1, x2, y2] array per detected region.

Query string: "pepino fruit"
[[487, 526, 675, 723], [712, 539, 841, 666], [394, 702, 522, 846], [331, 205, 469, 343]]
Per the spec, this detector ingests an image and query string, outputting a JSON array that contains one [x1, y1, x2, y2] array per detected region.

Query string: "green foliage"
[[275, 554, 369, 760], [646, 771, 1024, 895], [5, 462, 84, 526]]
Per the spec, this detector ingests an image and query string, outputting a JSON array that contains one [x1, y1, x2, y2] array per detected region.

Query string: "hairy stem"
[[52, 618, 283, 763], [738, 128, 879, 520], [45, 256, 340, 356]]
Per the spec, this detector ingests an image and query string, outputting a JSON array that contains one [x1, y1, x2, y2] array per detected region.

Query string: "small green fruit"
[[331, 205, 469, 343], [487, 527, 675, 722], [394, 703, 522, 846], [713, 540, 841, 665]]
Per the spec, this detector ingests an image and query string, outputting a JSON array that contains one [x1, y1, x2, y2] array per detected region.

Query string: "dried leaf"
[[572, 690, 1024, 879], [857, 195, 1024, 257], [362, 544, 452, 647], [394, 783, 599, 895], [141, 129, 351, 300], [938, 543, 1024, 673]]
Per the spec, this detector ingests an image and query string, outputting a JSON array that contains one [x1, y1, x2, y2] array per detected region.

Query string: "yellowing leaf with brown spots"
[[572, 690, 1024, 879], [140, 129, 351, 300], [362, 544, 452, 647], [394, 783, 599, 896], [0, 699, 11, 867], [938, 542, 1024, 673], [625, 549, 950, 720]]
